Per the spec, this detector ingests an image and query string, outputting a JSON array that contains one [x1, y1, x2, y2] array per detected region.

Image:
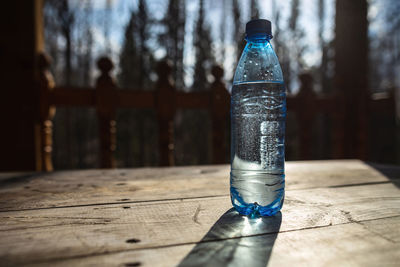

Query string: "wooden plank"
[[179, 216, 400, 267], [0, 165, 229, 212], [1, 160, 398, 211], [360, 215, 400, 243], [29, 244, 196, 267], [1, 182, 399, 265], [18, 216, 400, 267], [178, 216, 400, 267], [0, 172, 31, 182]]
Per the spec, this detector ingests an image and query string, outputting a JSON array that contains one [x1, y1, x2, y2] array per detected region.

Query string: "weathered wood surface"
[[1, 160, 398, 212], [23, 216, 400, 267], [0, 160, 399, 266]]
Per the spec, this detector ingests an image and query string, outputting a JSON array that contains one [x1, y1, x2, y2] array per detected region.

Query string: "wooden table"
[[1, 160, 400, 266]]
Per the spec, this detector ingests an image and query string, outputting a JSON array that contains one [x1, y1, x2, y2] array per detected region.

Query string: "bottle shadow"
[[178, 208, 282, 267]]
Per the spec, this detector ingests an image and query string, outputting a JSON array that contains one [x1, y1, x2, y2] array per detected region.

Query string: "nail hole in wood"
[[126, 238, 140, 243], [200, 169, 217, 174], [124, 262, 141, 267]]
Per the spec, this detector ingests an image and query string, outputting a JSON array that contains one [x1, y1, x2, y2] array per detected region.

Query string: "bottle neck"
[[233, 33, 283, 84], [245, 34, 272, 43]]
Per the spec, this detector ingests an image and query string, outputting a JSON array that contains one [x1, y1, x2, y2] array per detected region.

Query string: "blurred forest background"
[[43, 0, 400, 169]]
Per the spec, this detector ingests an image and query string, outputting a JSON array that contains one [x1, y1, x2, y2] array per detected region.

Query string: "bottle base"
[[230, 187, 284, 218]]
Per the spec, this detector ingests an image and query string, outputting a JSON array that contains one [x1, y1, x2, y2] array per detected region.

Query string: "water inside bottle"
[[230, 81, 286, 217]]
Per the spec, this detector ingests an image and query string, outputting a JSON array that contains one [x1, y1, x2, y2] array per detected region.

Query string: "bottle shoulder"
[[233, 41, 284, 84]]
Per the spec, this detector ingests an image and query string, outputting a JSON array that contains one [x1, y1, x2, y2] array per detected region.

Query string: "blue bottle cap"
[[246, 19, 272, 38]]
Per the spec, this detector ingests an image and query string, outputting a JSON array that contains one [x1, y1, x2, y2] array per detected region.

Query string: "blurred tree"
[[287, 0, 306, 92], [74, 0, 97, 168], [43, 1, 60, 81], [45, 0, 100, 169], [43, 0, 75, 84], [250, 0, 260, 19], [78, 0, 93, 87], [118, 11, 140, 88], [232, 0, 244, 64], [118, 1, 154, 89], [369, 0, 400, 91], [288, 0, 299, 31], [137, 0, 154, 89], [192, 0, 216, 92], [368, 0, 399, 163], [44, 0, 75, 168], [271, 0, 290, 91], [175, 0, 216, 165], [159, 0, 186, 89], [57, 0, 75, 86], [135, 0, 157, 167], [317, 0, 330, 93], [103, 0, 112, 54], [219, 0, 227, 65], [117, 13, 140, 165], [117, 1, 158, 167]]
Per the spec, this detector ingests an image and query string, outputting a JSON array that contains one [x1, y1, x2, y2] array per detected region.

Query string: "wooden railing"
[[37, 53, 397, 171], [38, 54, 230, 170]]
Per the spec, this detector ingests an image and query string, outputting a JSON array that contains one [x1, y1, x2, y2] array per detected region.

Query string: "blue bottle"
[[230, 19, 286, 217]]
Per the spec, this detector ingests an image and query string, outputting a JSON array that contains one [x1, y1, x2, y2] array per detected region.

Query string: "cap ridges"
[[246, 19, 272, 38]]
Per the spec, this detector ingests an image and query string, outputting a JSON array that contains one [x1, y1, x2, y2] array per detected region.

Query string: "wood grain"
[[24, 216, 400, 267], [1, 160, 398, 211], [1, 182, 399, 265], [1, 160, 399, 266]]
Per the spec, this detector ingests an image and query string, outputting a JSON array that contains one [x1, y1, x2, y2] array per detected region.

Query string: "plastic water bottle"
[[230, 19, 286, 217]]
